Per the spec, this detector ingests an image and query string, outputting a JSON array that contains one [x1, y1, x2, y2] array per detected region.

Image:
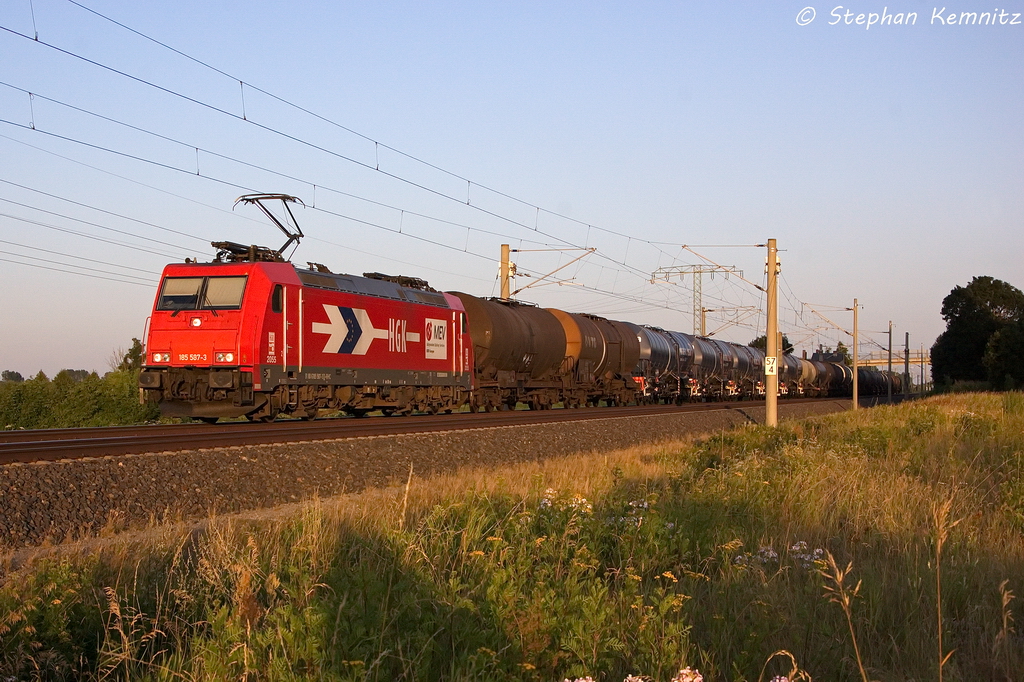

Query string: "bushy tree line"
[[748, 333, 794, 355], [0, 339, 158, 429], [931, 276, 1024, 389]]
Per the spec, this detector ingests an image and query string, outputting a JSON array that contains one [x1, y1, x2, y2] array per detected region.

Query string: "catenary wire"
[[0, 118, 596, 269], [0, 148, 497, 288], [0, 24, 681, 285], [0, 255, 155, 286], [2, 21, 811, 325], [0, 124, 614, 296], [57, 1, 691, 252], [0, 120, 503, 265], [0, 248, 155, 283], [0, 132, 269, 228], [0, 81, 559, 251], [5, 9, 860, 336], [0, 194, 207, 255], [0, 115, 675, 308], [1, 10, 898, 356], [0, 176, 209, 244], [0, 212, 191, 260], [0, 237, 159, 275]]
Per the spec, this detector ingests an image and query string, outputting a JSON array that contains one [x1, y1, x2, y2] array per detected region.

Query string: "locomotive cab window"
[[272, 285, 283, 313], [157, 276, 247, 311], [202, 276, 247, 308], [157, 277, 203, 310]]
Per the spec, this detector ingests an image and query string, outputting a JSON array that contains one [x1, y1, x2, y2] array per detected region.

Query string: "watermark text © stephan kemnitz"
[[795, 6, 1023, 27]]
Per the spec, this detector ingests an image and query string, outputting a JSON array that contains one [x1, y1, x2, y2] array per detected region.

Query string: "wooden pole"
[[887, 321, 893, 403], [852, 298, 859, 411], [766, 239, 778, 427], [500, 244, 511, 300], [904, 331, 910, 397]]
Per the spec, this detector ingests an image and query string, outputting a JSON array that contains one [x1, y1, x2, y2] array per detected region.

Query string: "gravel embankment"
[[0, 401, 848, 549]]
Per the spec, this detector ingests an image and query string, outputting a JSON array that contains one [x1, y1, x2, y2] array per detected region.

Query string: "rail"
[[0, 399, 837, 465]]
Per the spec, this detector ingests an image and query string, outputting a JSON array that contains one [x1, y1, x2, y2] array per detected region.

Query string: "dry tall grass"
[[1, 393, 1023, 681]]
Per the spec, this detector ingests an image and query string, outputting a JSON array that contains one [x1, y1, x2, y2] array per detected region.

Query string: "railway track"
[[0, 399, 825, 465]]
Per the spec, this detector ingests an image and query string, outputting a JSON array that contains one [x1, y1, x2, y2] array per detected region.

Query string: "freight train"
[[137, 195, 902, 421]]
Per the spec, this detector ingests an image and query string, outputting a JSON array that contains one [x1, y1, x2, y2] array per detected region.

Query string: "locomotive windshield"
[[202, 277, 247, 307], [157, 276, 247, 311]]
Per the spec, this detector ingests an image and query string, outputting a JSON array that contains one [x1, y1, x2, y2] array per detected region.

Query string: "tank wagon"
[[138, 195, 902, 421]]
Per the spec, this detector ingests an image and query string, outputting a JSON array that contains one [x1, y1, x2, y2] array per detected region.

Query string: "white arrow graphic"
[[350, 308, 389, 354], [311, 304, 388, 355]]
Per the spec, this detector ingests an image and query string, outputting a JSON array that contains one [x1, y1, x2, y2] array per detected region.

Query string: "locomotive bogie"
[[142, 369, 255, 419]]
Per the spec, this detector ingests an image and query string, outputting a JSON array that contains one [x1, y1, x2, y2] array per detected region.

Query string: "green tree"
[[835, 341, 852, 367], [931, 276, 1024, 384], [0, 370, 24, 383], [115, 338, 144, 373], [749, 334, 794, 355], [0, 340, 159, 429], [984, 320, 1024, 390], [55, 369, 92, 383], [0, 372, 52, 429]]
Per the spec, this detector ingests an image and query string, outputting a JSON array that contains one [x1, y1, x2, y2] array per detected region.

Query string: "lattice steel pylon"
[[651, 265, 743, 335]]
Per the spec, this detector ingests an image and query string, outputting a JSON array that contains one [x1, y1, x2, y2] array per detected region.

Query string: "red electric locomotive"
[[138, 195, 474, 421]]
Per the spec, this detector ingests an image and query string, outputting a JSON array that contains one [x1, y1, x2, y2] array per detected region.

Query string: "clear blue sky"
[[1, 0, 1021, 376]]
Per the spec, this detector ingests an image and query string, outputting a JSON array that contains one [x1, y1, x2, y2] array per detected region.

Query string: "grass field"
[[2, 393, 1023, 681]]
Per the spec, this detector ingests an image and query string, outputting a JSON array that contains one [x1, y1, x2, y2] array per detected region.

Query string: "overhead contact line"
[[4, 8, 835, 323], [60, 0, 679, 252], [0, 20, 678, 292]]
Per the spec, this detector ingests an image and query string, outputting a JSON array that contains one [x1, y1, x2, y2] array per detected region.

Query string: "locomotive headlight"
[[216, 352, 235, 363], [152, 353, 171, 362], [190, 317, 202, 327]]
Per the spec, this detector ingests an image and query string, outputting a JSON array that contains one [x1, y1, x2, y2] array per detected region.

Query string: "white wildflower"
[[671, 667, 704, 682]]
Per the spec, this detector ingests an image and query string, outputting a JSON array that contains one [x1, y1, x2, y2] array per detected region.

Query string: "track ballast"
[[0, 399, 820, 464]]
